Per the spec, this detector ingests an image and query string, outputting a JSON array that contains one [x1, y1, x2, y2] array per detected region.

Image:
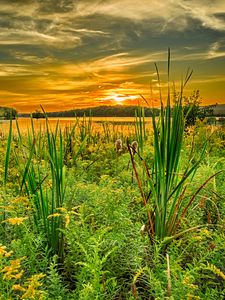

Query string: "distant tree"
[[32, 110, 45, 119], [0, 107, 17, 119], [183, 90, 215, 127]]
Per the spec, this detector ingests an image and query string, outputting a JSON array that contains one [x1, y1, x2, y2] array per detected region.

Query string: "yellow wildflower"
[[47, 180, 52, 188], [0, 205, 15, 212], [193, 235, 202, 241], [21, 273, 46, 300], [5, 250, 13, 258], [201, 229, 210, 236], [188, 284, 198, 289], [182, 276, 197, 289], [65, 214, 70, 227], [0, 245, 13, 258], [0, 244, 7, 257], [14, 270, 24, 280], [207, 263, 225, 280], [2, 258, 25, 280], [11, 197, 29, 206], [56, 207, 67, 212], [187, 294, 201, 300], [3, 217, 28, 225], [48, 213, 61, 219], [12, 284, 26, 292], [183, 276, 190, 285]]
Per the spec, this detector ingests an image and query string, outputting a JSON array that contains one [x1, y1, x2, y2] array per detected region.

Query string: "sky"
[[0, 0, 225, 112]]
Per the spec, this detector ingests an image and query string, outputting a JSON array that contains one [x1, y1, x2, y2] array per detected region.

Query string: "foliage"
[[32, 110, 45, 119], [134, 106, 147, 155], [183, 90, 215, 127], [3, 117, 87, 262], [0, 118, 224, 298], [21, 105, 159, 118], [0, 106, 17, 120], [128, 54, 223, 243]]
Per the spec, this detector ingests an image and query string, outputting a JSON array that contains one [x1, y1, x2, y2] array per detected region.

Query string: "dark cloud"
[[37, 0, 75, 13]]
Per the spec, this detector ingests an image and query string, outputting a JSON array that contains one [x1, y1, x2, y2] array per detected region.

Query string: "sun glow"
[[111, 93, 138, 104], [112, 94, 125, 103]]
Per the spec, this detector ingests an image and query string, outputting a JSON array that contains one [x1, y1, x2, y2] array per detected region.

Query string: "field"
[[0, 105, 225, 300]]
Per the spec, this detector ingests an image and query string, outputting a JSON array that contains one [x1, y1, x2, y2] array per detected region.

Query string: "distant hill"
[[20, 105, 158, 118], [19, 104, 225, 118]]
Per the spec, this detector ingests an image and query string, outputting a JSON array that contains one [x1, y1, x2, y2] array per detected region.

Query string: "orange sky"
[[0, 0, 225, 112]]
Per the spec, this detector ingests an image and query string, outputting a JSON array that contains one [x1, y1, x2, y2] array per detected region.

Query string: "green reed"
[[3, 114, 86, 260], [78, 112, 93, 143], [4, 118, 12, 186], [135, 106, 146, 155], [128, 50, 220, 241]]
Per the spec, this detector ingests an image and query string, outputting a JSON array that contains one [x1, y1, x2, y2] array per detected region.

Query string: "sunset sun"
[[112, 94, 125, 104]]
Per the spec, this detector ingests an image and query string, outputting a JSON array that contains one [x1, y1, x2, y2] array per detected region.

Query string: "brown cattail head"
[[131, 140, 138, 154], [115, 139, 122, 152]]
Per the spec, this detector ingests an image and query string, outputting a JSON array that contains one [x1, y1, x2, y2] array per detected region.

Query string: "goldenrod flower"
[[187, 294, 201, 300], [56, 207, 67, 212], [0, 205, 15, 212], [207, 263, 225, 280], [0, 244, 13, 258], [5, 250, 13, 258], [11, 197, 29, 206], [21, 273, 46, 300], [2, 258, 25, 280], [3, 217, 28, 225], [14, 270, 24, 280], [0, 244, 7, 257], [12, 284, 26, 292], [65, 214, 70, 228], [48, 213, 61, 219], [201, 229, 210, 236]]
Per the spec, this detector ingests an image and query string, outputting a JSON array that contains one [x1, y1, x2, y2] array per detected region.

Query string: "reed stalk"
[[135, 106, 146, 155], [128, 49, 219, 241], [7, 112, 85, 260]]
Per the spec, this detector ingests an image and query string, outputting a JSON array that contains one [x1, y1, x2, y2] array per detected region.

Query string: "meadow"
[[1, 62, 225, 300]]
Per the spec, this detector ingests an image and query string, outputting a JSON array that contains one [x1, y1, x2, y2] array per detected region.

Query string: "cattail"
[[140, 224, 146, 236], [131, 140, 138, 154], [115, 138, 122, 152]]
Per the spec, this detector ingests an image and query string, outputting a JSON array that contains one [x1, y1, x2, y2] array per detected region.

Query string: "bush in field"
[[183, 90, 215, 127]]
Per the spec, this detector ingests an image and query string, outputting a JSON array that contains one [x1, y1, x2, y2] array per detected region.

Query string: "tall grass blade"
[[4, 118, 12, 186]]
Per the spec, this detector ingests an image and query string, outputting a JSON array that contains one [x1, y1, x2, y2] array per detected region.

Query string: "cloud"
[[0, 1, 39, 16], [207, 41, 225, 58], [0, 28, 81, 48], [0, 64, 47, 76], [11, 52, 55, 64], [0, 0, 224, 111], [74, 0, 225, 32], [178, 0, 225, 31]]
